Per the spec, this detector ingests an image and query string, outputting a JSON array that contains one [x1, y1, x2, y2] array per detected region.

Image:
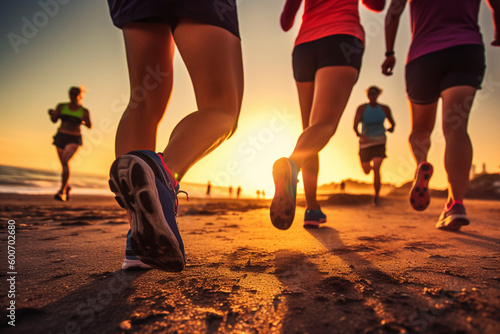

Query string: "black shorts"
[[52, 132, 82, 150], [108, 0, 240, 39], [405, 44, 485, 104], [292, 34, 364, 82], [359, 144, 386, 163]]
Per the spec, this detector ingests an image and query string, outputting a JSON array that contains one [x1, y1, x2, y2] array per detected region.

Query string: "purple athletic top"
[[408, 0, 483, 63]]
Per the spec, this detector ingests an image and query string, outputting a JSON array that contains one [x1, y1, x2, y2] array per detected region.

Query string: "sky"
[[0, 0, 499, 196]]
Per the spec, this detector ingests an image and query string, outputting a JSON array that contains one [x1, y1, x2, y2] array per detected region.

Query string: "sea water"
[[0, 165, 237, 198]]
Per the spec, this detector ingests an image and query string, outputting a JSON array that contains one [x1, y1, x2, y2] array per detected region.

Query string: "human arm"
[[381, 0, 407, 75], [48, 104, 62, 123], [353, 105, 366, 137], [280, 0, 302, 31], [82, 108, 92, 128], [362, 0, 386, 12], [486, 0, 500, 46], [381, 105, 396, 133]]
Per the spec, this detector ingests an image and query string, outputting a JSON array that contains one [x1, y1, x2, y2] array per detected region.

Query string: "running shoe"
[[410, 162, 433, 211], [303, 206, 327, 228], [109, 150, 186, 272], [54, 191, 66, 202], [436, 202, 470, 231], [122, 229, 151, 270], [270, 157, 299, 230]]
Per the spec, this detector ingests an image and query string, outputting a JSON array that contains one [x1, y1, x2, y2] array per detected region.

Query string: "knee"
[[409, 128, 430, 139], [361, 164, 371, 174], [409, 130, 431, 146], [125, 92, 171, 124], [312, 123, 338, 139], [442, 122, 468, 140], [218, 111, 240, 139]]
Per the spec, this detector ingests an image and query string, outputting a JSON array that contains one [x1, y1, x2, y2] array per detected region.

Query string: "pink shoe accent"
[[158, 153, 179, 189], [446, 200, 463, 211]]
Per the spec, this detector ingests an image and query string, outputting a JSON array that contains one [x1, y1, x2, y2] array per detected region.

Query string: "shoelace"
[[174, 189, 189, 215]]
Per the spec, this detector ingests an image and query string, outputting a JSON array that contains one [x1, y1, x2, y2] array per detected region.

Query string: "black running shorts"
[[359, 144, 386, 163], [292, 34, 364, 82], [52, 132, 82, 150], [405, 44, 485, 105], [108, 0, 240, 38]]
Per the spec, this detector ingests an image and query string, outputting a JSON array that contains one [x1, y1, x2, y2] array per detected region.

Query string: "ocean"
[[0, 165, 235, 198]]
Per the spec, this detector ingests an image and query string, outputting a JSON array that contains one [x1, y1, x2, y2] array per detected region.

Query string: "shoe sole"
[[410, 163, 433, 211], [303, 218, 326, 228], [122, 258, 152, 270], [270, 158, 296, 230], [436, 215, 470, 231], [109, 155, 185, 272]]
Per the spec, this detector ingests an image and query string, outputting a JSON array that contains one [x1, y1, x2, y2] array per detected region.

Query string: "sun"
[[184, 107, 303, 197]]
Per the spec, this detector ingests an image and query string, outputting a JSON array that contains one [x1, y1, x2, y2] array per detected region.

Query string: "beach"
[[0, 192, 499, 334]]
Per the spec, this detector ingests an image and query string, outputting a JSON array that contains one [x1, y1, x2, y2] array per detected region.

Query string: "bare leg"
[[115, 23, 175, 157], [371, 157, 384, 199], [409, 102, 438, 164], [441, 86, 476, 206], [361, 161, 371, 174], [295, 81, 320, 210], [289, 66, 358, 167], [164, 19, 244, 180], [57, 144, 79, 194]]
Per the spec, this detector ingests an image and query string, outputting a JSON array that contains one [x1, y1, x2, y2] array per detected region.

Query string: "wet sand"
[[0, 193, 499, 333]]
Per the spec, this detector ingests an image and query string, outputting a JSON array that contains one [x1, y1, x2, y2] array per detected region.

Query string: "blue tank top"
[[361, 104, 386, 138]]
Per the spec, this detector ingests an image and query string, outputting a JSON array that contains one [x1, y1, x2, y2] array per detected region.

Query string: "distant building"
[[471, 163, 490, 180]]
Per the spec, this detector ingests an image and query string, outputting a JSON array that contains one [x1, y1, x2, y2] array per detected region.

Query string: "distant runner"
[[353, 86, 395, 206], [49, 86, 91, 201]]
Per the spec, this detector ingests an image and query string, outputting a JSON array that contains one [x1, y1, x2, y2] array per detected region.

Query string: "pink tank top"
[[407, 0, 483, 63], [295, 0, 365, 46]]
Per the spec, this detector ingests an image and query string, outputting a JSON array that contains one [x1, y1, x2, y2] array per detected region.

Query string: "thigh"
[[122, 22, 175, 108], [371, 156, 384, 170], [441, 86, 477, 132], [309, 66, 358, 126], [61, 144, 80, 164], [56, 147, 64, 162], [410, 101, 438, 132], [296, 81, 315, 129], [173, 19, 243, 116]]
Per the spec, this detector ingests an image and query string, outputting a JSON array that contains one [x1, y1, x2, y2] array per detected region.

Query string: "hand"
[[492, 39, 500, 46], [359, 135, 369, 144], [382, 55, 396, 76], [48, 109, 54, 116], [387, 126, 395, 133]]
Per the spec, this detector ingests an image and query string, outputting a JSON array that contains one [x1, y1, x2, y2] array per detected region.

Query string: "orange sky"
[[1, 1, 499, 196]]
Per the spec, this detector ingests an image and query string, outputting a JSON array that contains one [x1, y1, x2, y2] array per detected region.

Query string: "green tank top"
[[60, 103, 83, 124]]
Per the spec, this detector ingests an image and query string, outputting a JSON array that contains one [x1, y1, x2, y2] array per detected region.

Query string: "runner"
[[353, 85, 395, 206], [382, 0, 499, 230], [270, 0, 386, 229], [107, 0, 244, 271], [49, 86, 91, 202]]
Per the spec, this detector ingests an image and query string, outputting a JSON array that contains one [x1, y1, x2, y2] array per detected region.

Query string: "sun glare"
[[186, 107, 303, 197]]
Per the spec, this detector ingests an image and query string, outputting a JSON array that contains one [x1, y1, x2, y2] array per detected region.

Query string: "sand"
[[0, 192, 499, 334]]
